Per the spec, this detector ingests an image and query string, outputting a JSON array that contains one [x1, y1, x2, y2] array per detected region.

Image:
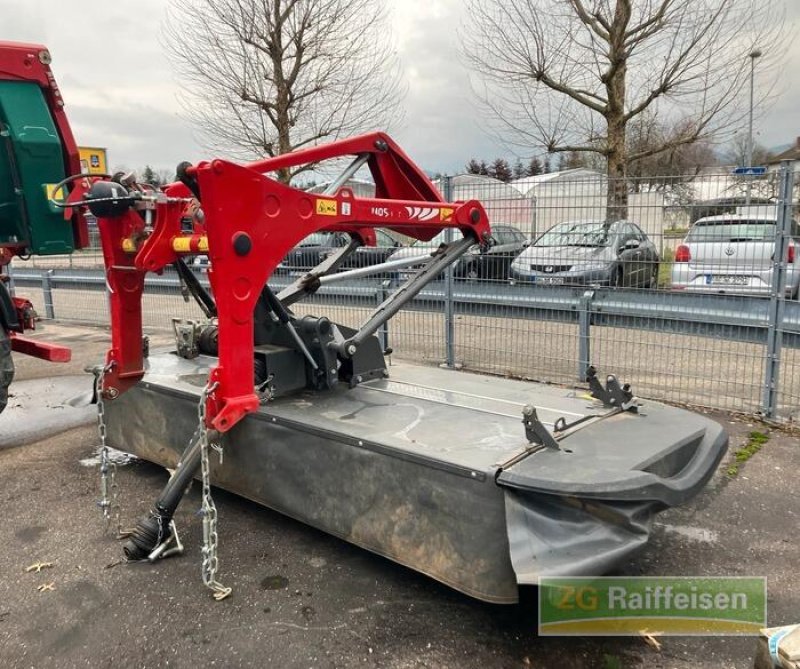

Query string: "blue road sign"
[[732, 166, 767, 176]]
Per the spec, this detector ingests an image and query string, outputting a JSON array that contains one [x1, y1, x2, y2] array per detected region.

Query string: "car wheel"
[[0, 328, 14, 415]]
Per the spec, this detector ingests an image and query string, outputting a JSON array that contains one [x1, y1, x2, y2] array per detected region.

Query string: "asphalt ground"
[[0, 323, 798, 669]]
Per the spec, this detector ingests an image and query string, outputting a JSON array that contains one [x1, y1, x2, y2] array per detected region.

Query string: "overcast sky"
[[2, 0, 798, 175]]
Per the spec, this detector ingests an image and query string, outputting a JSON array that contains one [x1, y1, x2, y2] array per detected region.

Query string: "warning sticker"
[[316, 199, 338, 216], [45, 183, 63, 202], [440, 207, 455, 221]]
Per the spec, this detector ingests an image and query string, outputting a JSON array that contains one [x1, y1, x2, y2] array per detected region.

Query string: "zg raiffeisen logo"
[[538, 577, 766, 636]]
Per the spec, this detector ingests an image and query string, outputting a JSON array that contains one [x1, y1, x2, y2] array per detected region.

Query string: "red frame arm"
[[10, 333, 71, 363], [95, 132, 491, 431]]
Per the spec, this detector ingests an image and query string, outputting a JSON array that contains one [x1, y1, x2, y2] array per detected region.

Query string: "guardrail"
[[9, 265, 796, 417], [8, 164, 799, 418]]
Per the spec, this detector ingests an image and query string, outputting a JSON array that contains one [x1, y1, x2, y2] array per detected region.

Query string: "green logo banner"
[[538, 577, 766, 636]]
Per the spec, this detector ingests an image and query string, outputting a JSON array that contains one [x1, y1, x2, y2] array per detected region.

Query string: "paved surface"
[[0, 323, 798, 668]]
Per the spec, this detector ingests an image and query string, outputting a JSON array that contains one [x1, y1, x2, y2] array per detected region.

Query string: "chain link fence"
[[8, 163, 800, 420]]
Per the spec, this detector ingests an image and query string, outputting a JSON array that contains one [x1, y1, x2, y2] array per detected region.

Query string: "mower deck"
[[105, 352, 727, 603]]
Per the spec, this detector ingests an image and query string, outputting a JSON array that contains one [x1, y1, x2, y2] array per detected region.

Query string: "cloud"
[[0, 0, 797, 173]]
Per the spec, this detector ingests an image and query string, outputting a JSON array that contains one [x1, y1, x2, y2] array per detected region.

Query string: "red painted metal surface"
[[0, 41, 88, 249], [12, 296, 36, 330], [96, 207, 147, 398], [10, 333, 71, 362], [96, 132, 491, 431]]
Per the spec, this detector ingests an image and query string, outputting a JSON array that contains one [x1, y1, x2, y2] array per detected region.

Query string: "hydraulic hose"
[[122, 435, 203, 560]]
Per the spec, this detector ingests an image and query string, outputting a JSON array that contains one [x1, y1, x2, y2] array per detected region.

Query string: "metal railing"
[[8, 162, 800, 420]]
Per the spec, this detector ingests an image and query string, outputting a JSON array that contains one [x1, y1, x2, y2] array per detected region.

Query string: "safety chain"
[[198, 381, 231, 601], [93, 364, 125, 536]]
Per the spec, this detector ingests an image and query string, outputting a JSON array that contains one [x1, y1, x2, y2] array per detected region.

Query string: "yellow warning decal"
[[45, 183, 63, 202], [316, 198, 338, 216], [173, 237, 192, 253], [440, 207, 454, 221]]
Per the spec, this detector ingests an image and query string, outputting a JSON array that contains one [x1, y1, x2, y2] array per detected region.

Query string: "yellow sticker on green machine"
[[44, 183, 63, 202]]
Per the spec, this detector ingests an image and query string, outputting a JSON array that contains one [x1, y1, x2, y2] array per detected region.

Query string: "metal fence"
[[8, 162, 800, 421]]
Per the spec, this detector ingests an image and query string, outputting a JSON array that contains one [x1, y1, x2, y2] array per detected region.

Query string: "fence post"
[[760, 161, 793, 417], [42, 269, 55, 319], [377, 279, 390, 352], [442, 175, 456, 368], [578, 289, 594, 381], [5, 262, 15, 297]]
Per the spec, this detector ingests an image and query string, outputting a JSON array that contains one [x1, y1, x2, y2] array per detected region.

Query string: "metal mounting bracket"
[[586, 365, 638, 412], [522, 405, 560, 450]]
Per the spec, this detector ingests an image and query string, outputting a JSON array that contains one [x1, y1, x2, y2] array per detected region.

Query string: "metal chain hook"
[[198, 380, 231, 601], [92, 362, 126, 536]]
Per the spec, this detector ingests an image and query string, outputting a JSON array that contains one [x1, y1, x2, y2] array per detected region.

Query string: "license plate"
[[540, 276, 565, 285], [706, 275, 748, 286]]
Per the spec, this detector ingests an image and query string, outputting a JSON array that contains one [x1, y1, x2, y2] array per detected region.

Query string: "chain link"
[[93, 364, 126, 536], [198, 381, 231, 601]]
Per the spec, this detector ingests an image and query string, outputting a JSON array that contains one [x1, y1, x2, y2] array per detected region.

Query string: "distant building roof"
[[510, 168, 605, 195], [767, 137, 800, 164], [307, 178, 375, 197]]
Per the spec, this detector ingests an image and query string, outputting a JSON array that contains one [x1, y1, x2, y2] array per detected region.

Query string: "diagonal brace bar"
[[336, 236, 475, 357]]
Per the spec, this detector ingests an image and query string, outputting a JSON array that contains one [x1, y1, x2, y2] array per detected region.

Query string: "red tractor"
[[0, 42, 82, 412]]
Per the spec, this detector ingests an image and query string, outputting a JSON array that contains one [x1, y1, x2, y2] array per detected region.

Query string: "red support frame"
[[10, 333, 71, 362], [95, 132, 491, 431]]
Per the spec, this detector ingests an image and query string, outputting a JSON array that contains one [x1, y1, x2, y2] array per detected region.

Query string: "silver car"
[[509, 220, 660, 288], [670, 214, 800, 297]]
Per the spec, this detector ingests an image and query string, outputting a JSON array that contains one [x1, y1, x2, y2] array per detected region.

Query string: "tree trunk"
[[606, 113, 628, 221], [603, 0, 630, 222]]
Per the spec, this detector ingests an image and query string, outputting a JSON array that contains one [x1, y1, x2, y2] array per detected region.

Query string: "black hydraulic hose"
[[46, 172, 112, 207], [173, 258, 217, 318], [263, 284, 291, 324], [262, 285, 320, 371], [122, 435, 203, 560], [176, 161, 201, 200]]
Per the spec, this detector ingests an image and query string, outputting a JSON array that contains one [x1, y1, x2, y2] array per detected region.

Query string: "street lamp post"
[[746, 48, 762, 205]]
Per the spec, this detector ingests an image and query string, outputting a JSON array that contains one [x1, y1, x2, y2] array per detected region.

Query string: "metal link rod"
[[338, 236, 475, 357], [276, 237, 362, 308], [322, 153, 370, 196], [317, 253, 439, 285]]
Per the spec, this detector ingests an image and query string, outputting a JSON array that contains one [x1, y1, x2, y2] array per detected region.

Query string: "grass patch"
[[657, 247, 674, 289], [726, 430, 770, 477], [664, 227, 690, 237]]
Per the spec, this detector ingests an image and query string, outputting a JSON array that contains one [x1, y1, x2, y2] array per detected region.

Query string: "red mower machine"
[[2, 40, 727, 603]]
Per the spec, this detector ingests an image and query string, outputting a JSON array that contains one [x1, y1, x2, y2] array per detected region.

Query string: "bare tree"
[[463, 0, 788, 217], [626, 111, 718, 185], [723, 132, 775, 168], [164, 0, 405, 182]]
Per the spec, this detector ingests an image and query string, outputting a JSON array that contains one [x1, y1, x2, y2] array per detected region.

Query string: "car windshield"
[[298, 232, 335, 246], [534, 222, 612, 248], [687, 220, 776, 243]]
